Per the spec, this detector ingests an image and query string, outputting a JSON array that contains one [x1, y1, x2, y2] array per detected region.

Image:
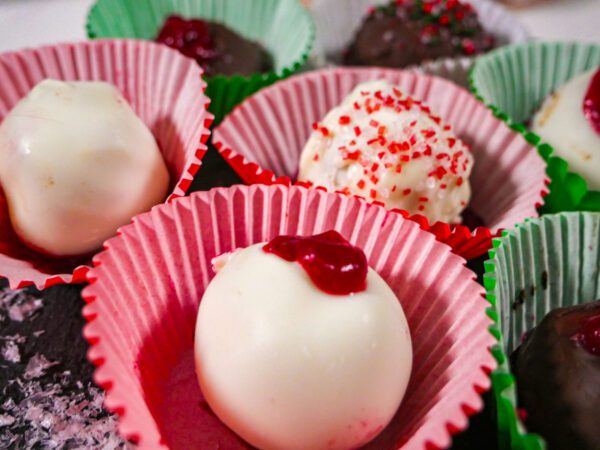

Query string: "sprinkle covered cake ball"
[[298, 80, 473, 223], [344, 0, 496, 68]]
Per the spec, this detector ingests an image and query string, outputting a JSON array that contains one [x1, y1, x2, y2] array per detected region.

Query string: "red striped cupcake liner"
[[213, 67, 548, 260], [0, 40, 213, 289], [82, 184, 496, 449]]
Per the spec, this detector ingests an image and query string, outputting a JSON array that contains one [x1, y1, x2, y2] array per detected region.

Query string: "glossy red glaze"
[[583, 68, 600, 135], [156, 15, 219, 73], [572, 314, 600, 356], [263, 231, 368, 296]]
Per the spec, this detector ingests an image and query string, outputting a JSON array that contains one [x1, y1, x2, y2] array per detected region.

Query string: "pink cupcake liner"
[[0, 39, 213, 290], [213, 67, 548, 260], [82, 184, 496, 450]]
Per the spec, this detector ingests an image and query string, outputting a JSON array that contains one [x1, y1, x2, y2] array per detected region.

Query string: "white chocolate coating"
[[532, 69, 600, 190], [298, 80, 473, 224], [195, 244, 412, 450], [0, 80, 169, 256]]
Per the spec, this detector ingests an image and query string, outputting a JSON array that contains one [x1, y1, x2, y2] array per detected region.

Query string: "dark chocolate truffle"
[[344, 0, 495, 68], [511, 301, 600, 450], [156, 15, 273, 77]]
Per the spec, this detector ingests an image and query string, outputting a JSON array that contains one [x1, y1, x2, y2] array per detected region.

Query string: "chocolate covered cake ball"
[[0, 80, 169, 257], [532, 68, 600, 190], [195, 231, 412, 450], [344, 0, 495, 68], [156, 15, 274, 77], [511, 301, 600, 450]]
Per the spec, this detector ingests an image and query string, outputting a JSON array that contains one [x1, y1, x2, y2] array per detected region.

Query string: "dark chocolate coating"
[[208, 22, 273, 77], [344, 1, 495, 68], [511, 301, 600, 450]]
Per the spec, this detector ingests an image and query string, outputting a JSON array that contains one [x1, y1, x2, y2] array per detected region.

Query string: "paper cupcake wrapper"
[[86, 0, 315, 125], [310, 0, 529, 69], [470, 41, 600, 214], [415, 58, 474, 89], [82, 184, 496, 450], [213, 67, 548, 260], [484, 212, 600, 450], [0, 40, 213, 290]]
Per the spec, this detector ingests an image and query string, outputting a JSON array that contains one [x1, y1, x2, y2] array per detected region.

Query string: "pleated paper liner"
[[86, 0, 315, 125], [484, 212, 600, 450], [82, 184, 496, 450], [213, 67, 548, 260], [470, 41, 600, 214], [309, 0, 529, 74], [0, 40, 213, 290], [415, 58, 475, 89]]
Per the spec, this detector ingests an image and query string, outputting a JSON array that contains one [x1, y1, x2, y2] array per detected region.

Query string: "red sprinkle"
[[344, 150, 361, 160], [370, 189, 378, 199], [263, 231, 368, 296], [403, 188, 412, 196], [357, 179, 366, 189], [462, 39, 476, 55], [354, 126, 362, 137], [339, 115, 351, 125]]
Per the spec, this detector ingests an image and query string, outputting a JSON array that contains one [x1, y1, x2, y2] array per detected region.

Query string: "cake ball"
[[532, 68, 600, 190], [512, 301, 600, 450], [0, 80, 169, 257], [344, 0, 495, 68], [298, 80, 473, 223], [195, 231, 412, 450]]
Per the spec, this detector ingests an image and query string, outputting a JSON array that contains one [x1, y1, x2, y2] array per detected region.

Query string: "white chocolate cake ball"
[[0, 80, 169, 256], [195, 233, 412, 450], [298, 80, 473, 224], [533, 68, 600, 190]]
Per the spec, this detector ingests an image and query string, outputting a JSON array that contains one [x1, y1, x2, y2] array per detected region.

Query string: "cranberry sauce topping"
[[156, 15, 220, 75], [583, 68, 600, 135], [571, 314, 600, 356], [263, 231, 368, 296]]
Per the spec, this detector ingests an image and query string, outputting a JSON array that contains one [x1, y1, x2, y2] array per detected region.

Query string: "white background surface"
[[0, 0, 599, 53]]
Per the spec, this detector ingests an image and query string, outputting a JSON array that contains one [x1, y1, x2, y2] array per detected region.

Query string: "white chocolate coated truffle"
[[0, 80, 169, 256], [298, 80, 473, 224], [532, 69, 600, 190], [195, 244, 412, 450]]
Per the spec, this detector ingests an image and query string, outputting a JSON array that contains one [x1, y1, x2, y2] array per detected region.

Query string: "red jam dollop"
[[583, 68, 600, 135], [263, 231, 368, 296], [156, 15, 220, 74], [571, 314, 600, 356]]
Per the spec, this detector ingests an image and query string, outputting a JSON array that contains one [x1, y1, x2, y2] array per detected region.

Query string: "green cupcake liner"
[[484, 211, 600, 450], [86, 0, 315, 124], [470, 41, 600, 214]]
